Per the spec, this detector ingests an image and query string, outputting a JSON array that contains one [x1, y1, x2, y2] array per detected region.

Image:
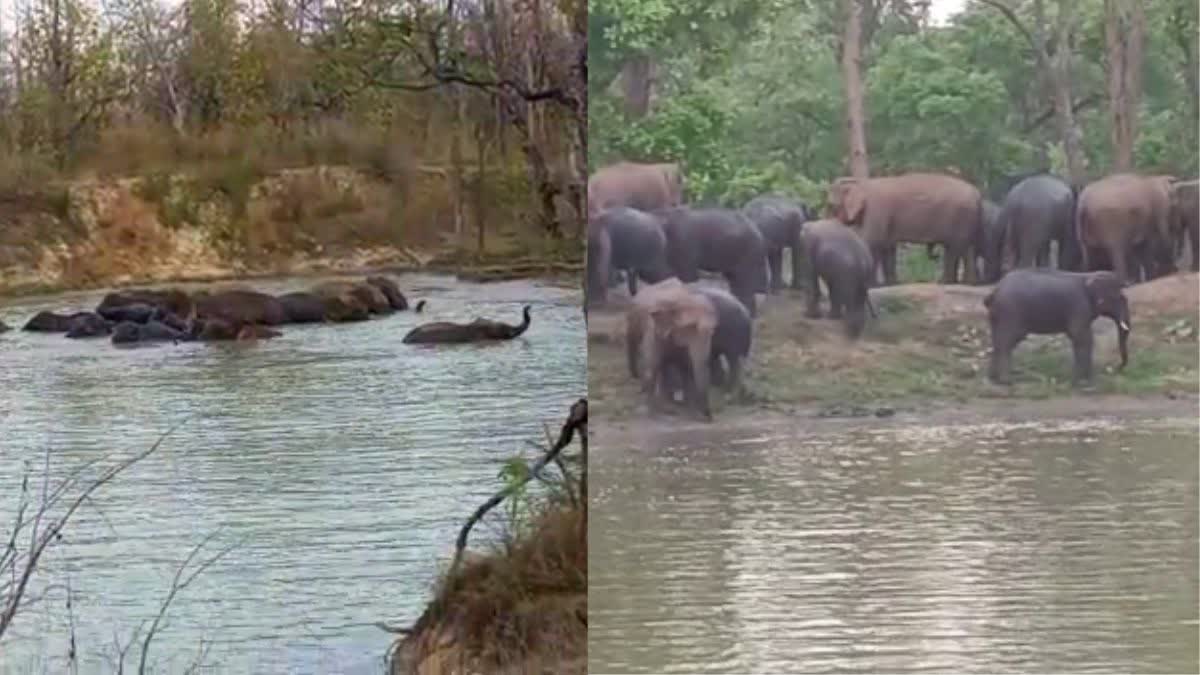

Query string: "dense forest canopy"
[[588, 0, 1199, 208]]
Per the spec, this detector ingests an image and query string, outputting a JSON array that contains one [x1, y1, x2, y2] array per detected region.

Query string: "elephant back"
[[194, 290, 287, 326]]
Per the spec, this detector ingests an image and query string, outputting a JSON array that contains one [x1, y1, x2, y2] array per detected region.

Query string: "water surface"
[[0, 274, 585, 673], [590, 417, 1199, 674]]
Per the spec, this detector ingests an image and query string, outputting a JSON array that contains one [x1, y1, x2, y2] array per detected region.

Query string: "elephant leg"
[[884, 246, 899, 286], [709, 354, 727, 388], [626, 270, 640, 297], [1036, 243, 1049, 268], [767, 248, 783, 294], [827, 282, 844, 320], [732, 282, 757, 319], [805, 269, 823, 319], [988, 318, 1024, 385], [688, 341, 713, 421], [1191, 227, 1199, 272], [726, 355, 742, 393], [941, 244, 960, 284], [963, 242, 978, 284], [790, 245, 805, 291], [1110, 246, 1130, 285], [1069, 327, 1095, 387]]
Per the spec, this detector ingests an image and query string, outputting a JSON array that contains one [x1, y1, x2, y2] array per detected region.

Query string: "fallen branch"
[[450, 398, 587, 575]]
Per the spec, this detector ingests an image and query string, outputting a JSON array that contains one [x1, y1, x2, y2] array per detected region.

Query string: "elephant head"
[[828, 178, 867, 224], [1084, 271, 1130, 370], [625, 279, 716, 420]]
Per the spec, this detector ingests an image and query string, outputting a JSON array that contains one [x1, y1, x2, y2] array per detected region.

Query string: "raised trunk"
[[841, 0, 869, 179], [1105, 0, 1144, 172]]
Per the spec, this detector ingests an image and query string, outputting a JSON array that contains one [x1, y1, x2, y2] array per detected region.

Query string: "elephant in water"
[[23, 311, 97, 332], [365, 276, 410, 310], [186, 319, 282, 342], [111, 320, 187, 345], [402, 305, 530, 344], [97, 289, 194, 321], [66, 313, 114, 338], [984, 269, 1130, 387], [194, 290, 288, 326], [0, 319, 9, 334]]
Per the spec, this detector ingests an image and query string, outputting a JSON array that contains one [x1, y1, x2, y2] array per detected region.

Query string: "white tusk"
[[1119, 321, 1130, 332]]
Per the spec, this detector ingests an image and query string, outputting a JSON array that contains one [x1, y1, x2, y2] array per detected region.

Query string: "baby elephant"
[[800, 219, 876, 338], [984, 269, 1130, 387]]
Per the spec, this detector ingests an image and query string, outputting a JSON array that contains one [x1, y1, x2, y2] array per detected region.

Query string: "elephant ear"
[[829, 177, 865, 223]]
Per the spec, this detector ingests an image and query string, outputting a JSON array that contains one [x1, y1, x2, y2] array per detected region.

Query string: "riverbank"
[[0, 166, 582, 297], [588, 273, 1199, 424]]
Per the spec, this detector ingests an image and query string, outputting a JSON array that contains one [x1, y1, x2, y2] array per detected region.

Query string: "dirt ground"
[[588, 273, 1200, 434]]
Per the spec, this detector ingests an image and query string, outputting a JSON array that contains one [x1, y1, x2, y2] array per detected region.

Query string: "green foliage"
[[590, 0, 1200, 212]]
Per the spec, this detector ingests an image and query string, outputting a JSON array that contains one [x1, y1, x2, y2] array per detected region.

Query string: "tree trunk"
[[475, 122, 488, 255], [1042, 0, 1087, 181], [449, 85, 466, 239], [841, 0, 869, 178], [619, 54, 656, 120], [1104, 0, 1144, 172]]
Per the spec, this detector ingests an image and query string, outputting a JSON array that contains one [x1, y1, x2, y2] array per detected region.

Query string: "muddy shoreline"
[[594, 393, 1200, 447]]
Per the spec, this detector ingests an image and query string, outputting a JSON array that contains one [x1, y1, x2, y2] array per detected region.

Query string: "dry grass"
[[392, 505, 587, 675]]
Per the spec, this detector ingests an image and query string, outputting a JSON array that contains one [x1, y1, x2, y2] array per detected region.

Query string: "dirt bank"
[[0, 166, 582, 296], [589, 274, 1199, 424]]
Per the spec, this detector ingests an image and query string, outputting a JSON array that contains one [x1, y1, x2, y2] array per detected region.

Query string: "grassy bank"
[[388, 401, 587, 675], [588, 274, 1199, 420]]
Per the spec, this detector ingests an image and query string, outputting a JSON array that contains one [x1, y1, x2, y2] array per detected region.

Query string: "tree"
[[841, 0, 869, 178], [1104, 0, 1144, 171]]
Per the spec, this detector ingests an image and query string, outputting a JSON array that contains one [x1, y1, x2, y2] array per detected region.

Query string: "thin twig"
[[450, 399, 586, 575]]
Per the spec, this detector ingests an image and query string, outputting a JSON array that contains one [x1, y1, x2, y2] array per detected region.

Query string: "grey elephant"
[[23, 311, 97, 332], [402, 306, 530, 344], [984, 269, 1130, 387], [828, 172, 983, 285], [193, 289, 288, 326], [586, 207, 672, 306], [999, 172, 1079, 275], [365, 276, 410, 310], [1076, 173, 1178, 284], [625, 279, 716, 420], [185, 318, 282, 342], [742, 195, 810, 293], [311, 281, 392, 315], [658, 207, 769, 317], [0, 319, 9, 334], [111, 320, 188, 345], [800, 219, 876, 339], [65, 313, 114, 338], [97, 289, 194, 321], [1170, 178, 1199, 271], [692, 286, 752, 393], [973, 199, 1004, 283], [588, 162, 684, 220]]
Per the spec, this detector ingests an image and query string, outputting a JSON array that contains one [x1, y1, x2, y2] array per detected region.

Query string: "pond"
[[0, 274, 586, 673]]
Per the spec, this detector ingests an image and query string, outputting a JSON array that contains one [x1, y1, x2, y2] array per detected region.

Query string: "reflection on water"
[[0, 274, 585, 673], [591, 418, 1199, 674]]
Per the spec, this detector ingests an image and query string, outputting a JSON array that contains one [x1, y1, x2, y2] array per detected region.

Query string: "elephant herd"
[[588, 160, 1195, 420], [4, 275, 536, 347]]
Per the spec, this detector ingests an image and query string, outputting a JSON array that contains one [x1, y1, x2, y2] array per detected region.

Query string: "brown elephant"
[[1076, 173, 1178, 284], [97, 288, 195, 321], [587, 161, 684, 220], [1170, 179, 1199, 272], [827, 172, 983, 286], [311, 281, 392, 315], [624, 279, 717, 421], [193, 289, 288, 326], [365, 276, 410, 310]]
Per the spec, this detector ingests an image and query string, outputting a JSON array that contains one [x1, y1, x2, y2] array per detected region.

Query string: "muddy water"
[[0, 274, 585, 673], [591, 417, 1199, 674]]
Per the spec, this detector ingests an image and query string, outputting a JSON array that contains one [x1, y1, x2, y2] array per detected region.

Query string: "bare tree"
[[1104, 0, 1144, 171], [981, 0, 1087, 181]]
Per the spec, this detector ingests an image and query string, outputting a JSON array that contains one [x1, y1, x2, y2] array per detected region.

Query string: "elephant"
[[742, 195, 811, 293], [998, 173, 1079, 275], [402, 305, 531, 344], [799, 219, 876, 339], [585, 207, 672, 305], [984, 269, 1130, 387], [658, 207, 769, 317], [312, 281, 391, 316], [365, 276, 410, 311], [193, 289, 288, 326], [111, 319, 187, 345], [974, 200, 1005, 283], [98, 303, 156, 324], [692, 286, 752, 393], [1076, 173, 1178, 284], [97, 289, 194, 321], [587, 162, 684, 219], [828, 172, 983, 286], [0, 319, 8, 334], [989, 169, 1052, 203], [24, 311, 96, 332], [1170, 179, 1199, 272], [624, 278, 717, 420], [65, 313, 114, 338], [277, 291, 371, 324], [186, 318, 282, 341]]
